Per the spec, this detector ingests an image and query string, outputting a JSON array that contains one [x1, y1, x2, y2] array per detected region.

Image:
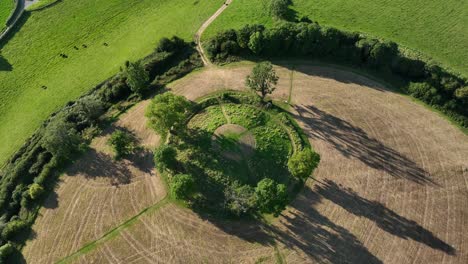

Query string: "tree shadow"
[[315, 179, 456, 255], [198, 184, 382, 263], [67, 148, 131, 186], [129, 147, 155, 174], [276, 61, 389, 92], [293, 104, 436, 185], [42, 190, 59, 209], [0, 55, 12, 71], [269, 188, 383, 263]]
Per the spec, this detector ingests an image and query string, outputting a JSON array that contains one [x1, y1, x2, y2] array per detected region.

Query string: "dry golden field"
[[23, 62, 468, 263]]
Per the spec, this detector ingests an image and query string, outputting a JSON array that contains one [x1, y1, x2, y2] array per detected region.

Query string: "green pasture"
[[0, 0, 224, 165]]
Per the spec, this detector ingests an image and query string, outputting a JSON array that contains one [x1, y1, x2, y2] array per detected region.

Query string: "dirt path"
[[195, 0, 233, 66], [24, 63, 468, 263]]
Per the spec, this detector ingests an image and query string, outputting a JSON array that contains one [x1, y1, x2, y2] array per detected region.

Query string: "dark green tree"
[[154, 144, 177, 171], [170, 174, 195, 200], [245, 62, 279, 101], [146, 93, 192, 137], [42, 115, 81, 161], [126, 61, 149, 97], [108, 130, 135, 159], [248, 31, 264, 54], [270, 0, 290, 20], [255, 178, 288, 215]]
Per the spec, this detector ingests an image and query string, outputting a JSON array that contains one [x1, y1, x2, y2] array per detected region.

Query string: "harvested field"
[[22, 100, 166, 263], [25, 62, 468, 263]]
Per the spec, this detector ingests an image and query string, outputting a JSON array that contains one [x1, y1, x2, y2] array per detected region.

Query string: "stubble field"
[[23, 62, 468, 263]]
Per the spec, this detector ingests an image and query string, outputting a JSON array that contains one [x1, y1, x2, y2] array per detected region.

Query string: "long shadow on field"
[[202, 186, 382, 263], [67, 148, 131, 186], [278, 62, 388, 92], [315, 179, 456, 255], [269, 187, 383, 263], [0, 55, 12, 71], [293, 104, 435, 185]]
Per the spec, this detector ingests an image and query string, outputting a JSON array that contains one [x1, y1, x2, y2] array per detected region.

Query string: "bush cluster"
[[153, 92, 319, 217], [288, 149, 320, 179], [206, 22, 468, 127]]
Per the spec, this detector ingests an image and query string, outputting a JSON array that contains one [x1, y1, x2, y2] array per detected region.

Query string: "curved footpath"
[[195, 0, 233, 66]]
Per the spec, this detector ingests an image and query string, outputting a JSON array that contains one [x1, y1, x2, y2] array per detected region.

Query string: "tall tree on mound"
[[146, 93, 192, 137], [246, 62, 279, 101]]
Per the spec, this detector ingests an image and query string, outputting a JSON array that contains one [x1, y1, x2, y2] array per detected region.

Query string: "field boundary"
[[56, 197, 170, 263]]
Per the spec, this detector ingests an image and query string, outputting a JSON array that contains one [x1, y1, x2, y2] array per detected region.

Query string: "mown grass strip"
[[56, 197, 170, 263]]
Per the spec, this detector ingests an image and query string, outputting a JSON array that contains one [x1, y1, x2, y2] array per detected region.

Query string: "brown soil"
[[212, 124, 256, 161], [24, 63, 468, 264]]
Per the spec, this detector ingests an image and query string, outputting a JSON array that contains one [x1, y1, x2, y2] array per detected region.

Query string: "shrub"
[[108, 130, 135, 159], [170, 174, 195, 200], [154, 144, 177, 171], [28, 183, 44, 200], [455, 86, 468, 99], [0, 243, 13, 261], [288, 148, 320, 179], [1, 219, 28, 240], [270, 0, 290, 20], [68, 96, 105, 129], [237, 24, 265, 49], [407, 82, 442, 105], [255, 178, 288, 215], [248, 31, 264, 54]]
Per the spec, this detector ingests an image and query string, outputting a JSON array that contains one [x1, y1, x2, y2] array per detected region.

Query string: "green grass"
[[0, 0, 224, 165], [204, 0, 468, 76], [0, 0, 14, 29]]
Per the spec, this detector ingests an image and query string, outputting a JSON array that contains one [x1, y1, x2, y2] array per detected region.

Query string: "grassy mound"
[[158, 91, 319, 217], [0, 0, 224, 165], [204, 0, 468, 75]]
